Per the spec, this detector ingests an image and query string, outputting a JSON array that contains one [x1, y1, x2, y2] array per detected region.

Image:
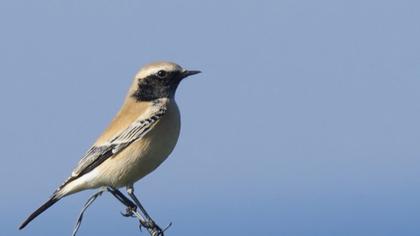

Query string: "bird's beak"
[[180, 70, 201, 79]]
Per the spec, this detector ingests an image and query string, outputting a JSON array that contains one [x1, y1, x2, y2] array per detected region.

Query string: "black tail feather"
[[19, 195, 60, 230]]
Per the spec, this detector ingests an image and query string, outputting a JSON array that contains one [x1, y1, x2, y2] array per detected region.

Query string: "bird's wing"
[[61, 106, 167, 187]]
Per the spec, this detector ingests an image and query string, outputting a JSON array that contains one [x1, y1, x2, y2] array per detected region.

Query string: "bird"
[[19, 61, 201, 230]]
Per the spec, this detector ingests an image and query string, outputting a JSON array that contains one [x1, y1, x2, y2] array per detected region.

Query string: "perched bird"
[[19, 61, 201, 230]]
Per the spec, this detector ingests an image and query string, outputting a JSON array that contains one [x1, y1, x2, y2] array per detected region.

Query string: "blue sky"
[[1, 0, 420, 235]]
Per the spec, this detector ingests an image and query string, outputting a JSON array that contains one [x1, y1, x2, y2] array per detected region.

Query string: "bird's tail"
[[18, 193, 61, 230]]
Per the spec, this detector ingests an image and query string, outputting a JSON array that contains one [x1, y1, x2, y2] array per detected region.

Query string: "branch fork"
[[71, 187, 171, 236]]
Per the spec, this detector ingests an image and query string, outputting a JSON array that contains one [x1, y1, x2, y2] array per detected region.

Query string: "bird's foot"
[[139, 219, 171, 236], [120, 206, 137, 217]]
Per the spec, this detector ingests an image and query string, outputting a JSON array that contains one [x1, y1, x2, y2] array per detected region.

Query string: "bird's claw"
[[138, 219, 167, 236], [120, 206, 137, 217], [120, 211, 133, 217]]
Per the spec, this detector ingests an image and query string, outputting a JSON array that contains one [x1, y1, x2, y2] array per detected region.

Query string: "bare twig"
[[71, 187, 172, 236], [72, 189, 105, 236]]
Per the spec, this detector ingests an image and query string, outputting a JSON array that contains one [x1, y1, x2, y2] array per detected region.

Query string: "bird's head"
[[129, 61, 201, 102]]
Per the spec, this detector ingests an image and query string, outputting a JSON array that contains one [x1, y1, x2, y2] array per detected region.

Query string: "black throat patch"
[[131, 72, 180, 102]]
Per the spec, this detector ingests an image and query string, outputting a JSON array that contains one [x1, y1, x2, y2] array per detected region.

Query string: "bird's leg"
[[107, 186, 158, 231], [126, 186, 168, 236], [72, 189, 106, 236], [106, 187, 138, 217], [126, 186, 152, 220]]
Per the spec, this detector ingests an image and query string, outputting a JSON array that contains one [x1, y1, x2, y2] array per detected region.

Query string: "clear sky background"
[[1, 0, 419, 235]]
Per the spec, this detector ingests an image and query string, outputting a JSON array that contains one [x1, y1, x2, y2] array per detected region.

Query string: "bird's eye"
[[157, 70, 167, 78]]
